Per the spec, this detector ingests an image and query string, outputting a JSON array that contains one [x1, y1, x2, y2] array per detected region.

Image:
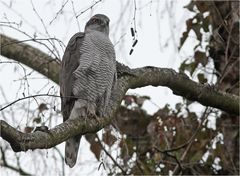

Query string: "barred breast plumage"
[[72, 30, 116, 116]]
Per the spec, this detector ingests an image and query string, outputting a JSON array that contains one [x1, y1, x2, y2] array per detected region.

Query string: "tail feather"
[[65, 135, 81, 168], [65, 100, 96, 167]]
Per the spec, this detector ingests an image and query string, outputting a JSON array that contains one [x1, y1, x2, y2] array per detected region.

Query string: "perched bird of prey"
[[59, 14, 117, 168]]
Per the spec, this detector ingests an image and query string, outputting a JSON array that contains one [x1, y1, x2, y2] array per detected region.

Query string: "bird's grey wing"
[[60, 32, 84, 168], [59, 32, 84, 121]]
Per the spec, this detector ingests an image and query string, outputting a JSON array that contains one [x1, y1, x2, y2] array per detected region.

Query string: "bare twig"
[[96, 135, 127, 174], [0, 0, 44, 33], [71, 0, 81, 32], [0, 94, 59, 111], [1, 37, 66, 49], [76, 0, 103, 18], [0, 147, 32, 175], [54, 147, 65, 176], [172, 107, 210, 174], [155, 147, 183, 173], [98, 161, 106, 171], [49, 0, 70, 25], [30, 0, 60, 59], [0, 24, 60, 59]]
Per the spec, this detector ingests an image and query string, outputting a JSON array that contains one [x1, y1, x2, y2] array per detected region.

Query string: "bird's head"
[[85, 14, 110, 35]]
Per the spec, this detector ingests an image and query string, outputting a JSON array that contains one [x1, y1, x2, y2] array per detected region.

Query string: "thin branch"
[[30, 0, 60, 59], [0, 24, 60, 59], [49, 0, 70, 25], [154, 108, 211, 174], [1, 37, 66, 48], [135, 159, 145, 175], [71, 0, 81, 32], [155, 109, 209, 154], [98, 161, 106, 171], [0, 94, 60, 111], [155, 148, 183, 174], [53, 147, 65, 176], [76, 0, 103, 18], [1, 34, 60, 83], [0, 147, 32, 175], [96, 135, 126, 174], [155, 141, 189, 153], [172, 107, 210, 174]]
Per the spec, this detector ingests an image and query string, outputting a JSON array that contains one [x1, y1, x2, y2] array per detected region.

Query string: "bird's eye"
[[91, 18, 102, 25]]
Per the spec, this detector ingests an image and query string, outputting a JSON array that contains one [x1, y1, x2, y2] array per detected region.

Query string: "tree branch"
[[0, 34, 239, 152], [0, 147, 31, 175], [128, 67, 239, 115], [1, 34, 60, 84], [95, 134, 126, 174]]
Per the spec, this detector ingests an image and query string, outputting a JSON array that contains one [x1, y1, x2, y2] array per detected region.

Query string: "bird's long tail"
[[65, 135, 81, 168], [64, 99, 92, 168]]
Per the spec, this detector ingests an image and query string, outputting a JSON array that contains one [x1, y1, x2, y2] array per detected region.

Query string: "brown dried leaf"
[[194, 50, 208, 66], [184, 1, 195, 12], [33, 117, 41, 124], [179, 19, 193, 50], [89, 139, 101, 160], [197, 73, 208, 84], [38, 103, 48, 112], [102, 131, 117, 147], [24, 126, 34, 133], [195, 1, 209, 13], [123, 95, 134, 107]]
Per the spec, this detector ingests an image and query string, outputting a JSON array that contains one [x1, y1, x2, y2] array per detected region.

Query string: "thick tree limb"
[[0, 76, 127, 152], [0, 34, 239, 152], [128, 67, 239, 115], [0, 34, 59, 84]]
